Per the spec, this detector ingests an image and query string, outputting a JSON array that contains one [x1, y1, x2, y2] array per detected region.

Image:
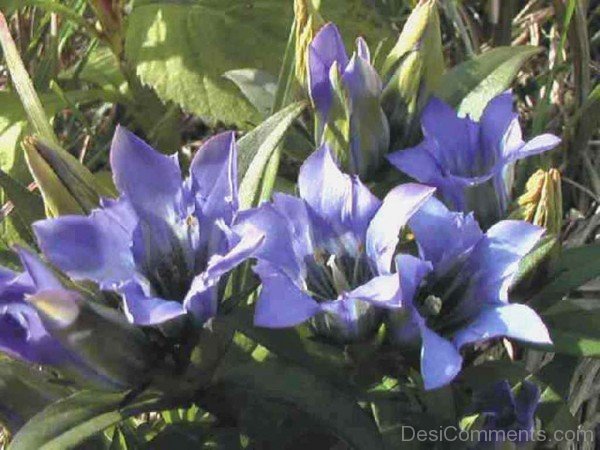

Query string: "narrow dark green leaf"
[[512, 236, 558, 288], [0, 358, 71, 433], [8, 390, 168, 450], [528, 244, 600, 311], [540, 299, 600, 356], [436, 46, 542, 119], [238, 101, 306, 209]]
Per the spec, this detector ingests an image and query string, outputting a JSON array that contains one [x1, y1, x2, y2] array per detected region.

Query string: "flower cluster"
[[0, 22, 561, 422]]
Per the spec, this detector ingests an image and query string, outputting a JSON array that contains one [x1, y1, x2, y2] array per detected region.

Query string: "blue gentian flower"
[[236, 144, 434, 343], [387, 92, 560, 227], [308, 23, 389, 179], [472, 380, 540, 448], [0, 246, 71, 364], [34, 127, 263, 326], [389, 197, 551, 389]]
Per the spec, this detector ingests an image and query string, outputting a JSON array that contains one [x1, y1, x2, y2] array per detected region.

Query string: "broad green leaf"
[[8, 390, 168, 450], [528, 244, 600, 311], [125, 0, 390, 127], [238, 101, 306, 208], [224, 69, 277, 118], [216, 359, 385, 450], [0, 358, 71, 433], [436, 46, 542, 119]]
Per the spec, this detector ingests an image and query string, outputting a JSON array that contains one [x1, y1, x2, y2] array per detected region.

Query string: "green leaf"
[[8, 390, 168, 450], [124, 0, 390, 127], [60, 46, 126, 90], [225, 307, 347, 386], [535, 355, 578, 435], [224, 69, 277, 118], [0, 12, 58, 146], [459, 360, 530, 391], [216, 359, 384, 450], [528, 243, 600, 311], [0, 169, 45, 243], [512, 236, 558, 288], [436, 46, 542, 119], [0, 358, 71, 433], [540, 298, 600, 356], [238, 101, 306, 209]]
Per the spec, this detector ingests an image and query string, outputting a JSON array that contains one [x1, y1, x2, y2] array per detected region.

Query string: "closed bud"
[[512, 168, 562, 235], [381, 0, 444, 147], [308, 24, 389, 180], [23, 137, 111, 217], [28, 289, 156, 389]]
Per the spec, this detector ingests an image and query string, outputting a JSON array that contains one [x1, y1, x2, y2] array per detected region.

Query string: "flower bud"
[[23, 137, 111, 216], [381, 0, 444, 147], [28, 289, 156, 389], [308, 24, 389, 179]]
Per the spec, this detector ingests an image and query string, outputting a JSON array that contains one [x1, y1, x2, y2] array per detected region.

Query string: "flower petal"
[[120, 280, 186, 326], [253, 261, 320, 328], [366, 183, 435, 274], [190, 131, 238, 223], [480, 91, 520, 159], [346, 273, 401, 308], [420, 97, 481, 176], [514, 381, 540, 430], [15, 246, 62, 291], [342, 54, 389, 178], [387, 141, 442, 185], [421, 325, 463, 390], [395, 254, 432, 304], [408, 197, 483, 271], [181, 223, 262, 323], [299, 144, 380, 253], [110, 126, 183, 224], [453, 303, 552, 350], [235, 201, 302, 280], [465, 220, 544, 303], [0, 302, 63, 364], [33, 198, 136, 288], [308, 23, 349, 119], [503, 134, 561, 165]]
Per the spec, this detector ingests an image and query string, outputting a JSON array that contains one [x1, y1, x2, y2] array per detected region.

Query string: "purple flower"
[[387, 93, 560, 227], [0, 246, 70, 364], [472, 380, 540, 447], [34, 127, 263, 326], [389, 197, 551, 390], [308, 23, 389, 179], [236, 144, 434, 343]]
